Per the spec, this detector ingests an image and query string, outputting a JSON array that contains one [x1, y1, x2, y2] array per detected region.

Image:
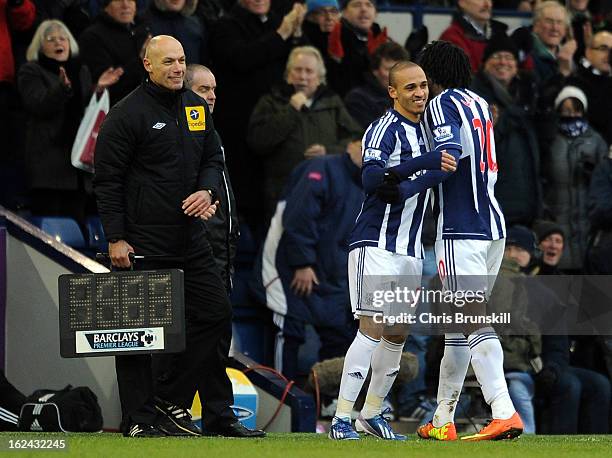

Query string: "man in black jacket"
[[79, 0, 150, 106], [94, 35, 263, 438], [185, 63, 239, 292]]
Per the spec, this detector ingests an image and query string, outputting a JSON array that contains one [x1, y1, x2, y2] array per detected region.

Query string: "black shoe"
[[210, 421, 266, 438], [154, 397, 201, 437], [124, 423, 166, 438]]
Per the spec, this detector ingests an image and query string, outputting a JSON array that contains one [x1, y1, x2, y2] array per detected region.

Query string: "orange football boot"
[[461, 412, 524, 441], [417, 422, 457, 441]]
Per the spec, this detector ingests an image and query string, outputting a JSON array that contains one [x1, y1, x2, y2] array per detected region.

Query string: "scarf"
[[558, 116, 589, 138]]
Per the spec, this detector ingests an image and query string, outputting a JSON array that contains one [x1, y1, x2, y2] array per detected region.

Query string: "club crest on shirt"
[[185, 106, 206, 131], [433, 125, 453, 142], [364, 148, 382, 162]]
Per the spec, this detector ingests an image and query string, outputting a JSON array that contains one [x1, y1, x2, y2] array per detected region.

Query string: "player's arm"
[[360, 119, 456, 195]]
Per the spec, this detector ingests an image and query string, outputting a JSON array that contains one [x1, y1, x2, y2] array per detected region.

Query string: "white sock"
[[467, 328, 516, 420], [432, 333, 470, 427], [334, 331, 380, 421], [361, 337, 403, 419]]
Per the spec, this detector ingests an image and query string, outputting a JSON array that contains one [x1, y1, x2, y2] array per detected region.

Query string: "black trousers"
[[115, 233, 236, 433]]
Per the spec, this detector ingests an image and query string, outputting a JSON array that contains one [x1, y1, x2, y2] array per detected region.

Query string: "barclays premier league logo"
[[76, 327, 164, 353], [433, 125, 453, 142]]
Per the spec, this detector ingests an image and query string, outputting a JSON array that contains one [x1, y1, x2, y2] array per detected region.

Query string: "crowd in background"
[[1, 0, 612, 434]]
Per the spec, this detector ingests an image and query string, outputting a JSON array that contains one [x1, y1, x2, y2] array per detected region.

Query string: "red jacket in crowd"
[[0, 0, 36, 83]]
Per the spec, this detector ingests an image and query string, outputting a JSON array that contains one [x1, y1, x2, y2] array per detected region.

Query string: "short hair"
[[285, 46, 326, 84], [587, 30, 612, 48], [533, 0, 569, 26], [388, 60, 419, 87], [153, 0, 197, 16], [417, 41, 472, 89], [185, 64, 213, 89], [26, 20, 79, 62], [370, 42, 410, 71]]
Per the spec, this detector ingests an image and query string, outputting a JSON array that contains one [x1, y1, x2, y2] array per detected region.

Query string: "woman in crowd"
[[18, 19, 122, 226]]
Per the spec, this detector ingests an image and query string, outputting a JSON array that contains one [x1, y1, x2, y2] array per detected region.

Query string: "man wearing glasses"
[[568, 30, 612, 144]]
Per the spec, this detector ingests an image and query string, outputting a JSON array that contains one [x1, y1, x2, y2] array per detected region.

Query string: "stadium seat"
[[85, 216, 107, 252], [29, 216, 86, 249]]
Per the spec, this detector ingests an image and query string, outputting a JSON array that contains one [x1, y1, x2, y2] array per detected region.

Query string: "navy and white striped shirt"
[[423, 89, 506, 241], [349, 109, 430, 258]]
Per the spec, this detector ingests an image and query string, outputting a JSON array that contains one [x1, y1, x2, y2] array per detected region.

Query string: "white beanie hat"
[[554, 85, 588, 113]]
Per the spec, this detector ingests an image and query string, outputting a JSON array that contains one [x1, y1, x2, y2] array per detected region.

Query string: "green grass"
[[1, 432, 611, 457]]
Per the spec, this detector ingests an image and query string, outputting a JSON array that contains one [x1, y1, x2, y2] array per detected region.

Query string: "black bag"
[[19, 386, 103, 432]]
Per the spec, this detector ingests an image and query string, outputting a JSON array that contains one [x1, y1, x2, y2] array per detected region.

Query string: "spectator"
[[470, 34, 542, 226], [144, 0, 208, 65], [587, 154, 612, 274], [210, 0, 306, 232], [185, 63, 239, 291], [326, 0, 388, 97], [344, 41, 408, 130], [79, 0, 150, 106], [530, 221, 611, 434], [513, 1, 576, 97], [17, 19, 122, 225], [0, 0, 35, 161], [542, 85, 607, 272], [254, 143, 362, 381], [491, 225, 541, 434], [439, 0, 509, 73], [568, 0, 594, 63], [247, 45, 362, 219], [303, 0, 340, 62], [568, 30, 612, 144], [34, 0, 92, 38]]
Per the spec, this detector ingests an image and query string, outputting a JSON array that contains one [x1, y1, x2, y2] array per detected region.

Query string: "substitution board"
[[58, 269, 185, 357]]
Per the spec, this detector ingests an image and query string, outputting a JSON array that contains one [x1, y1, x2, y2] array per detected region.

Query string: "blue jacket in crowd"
[[253, 153, 363, 327]]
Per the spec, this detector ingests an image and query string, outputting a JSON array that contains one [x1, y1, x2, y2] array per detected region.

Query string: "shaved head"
[[143, 35, 186, 91], [389, 60, 419, 87]]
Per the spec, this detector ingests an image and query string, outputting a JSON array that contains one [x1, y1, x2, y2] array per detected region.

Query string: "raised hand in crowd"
[[558, 39, 577, 76], [58, 66, 71, 89], [277, 3, 307, 40], [96, 67, 124, 93], [289, 90, 308, 111]]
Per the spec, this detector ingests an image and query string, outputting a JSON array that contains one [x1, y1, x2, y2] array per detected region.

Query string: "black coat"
[[94, 80, 224, 257], [344, 72, 390, 130], [470, 71, 542, 226], [79, 13, 150, 106], [210, 4, 297, 135], [18, 59, 92, 191], [205, 131, 240, 291], [568, 60, 612, 145]]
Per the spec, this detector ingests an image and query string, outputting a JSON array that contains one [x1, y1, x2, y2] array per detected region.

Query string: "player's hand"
[[199, 201, 219, 221], [182, 190, 212, 217], [304, 144, 326, 158], [376, 170, 402, 204], [440, 150, 457, 172], [291, 266, 319, 296], [109, 239, 135, 269]]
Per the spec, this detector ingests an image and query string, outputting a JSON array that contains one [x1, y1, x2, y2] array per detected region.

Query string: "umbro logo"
[[348, 371, 364, 380], [152, 122, 166, 130]]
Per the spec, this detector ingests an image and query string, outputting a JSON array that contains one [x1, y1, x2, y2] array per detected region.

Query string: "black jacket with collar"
[[79, 12, 151, 106], [94, 79, 224, 257]]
